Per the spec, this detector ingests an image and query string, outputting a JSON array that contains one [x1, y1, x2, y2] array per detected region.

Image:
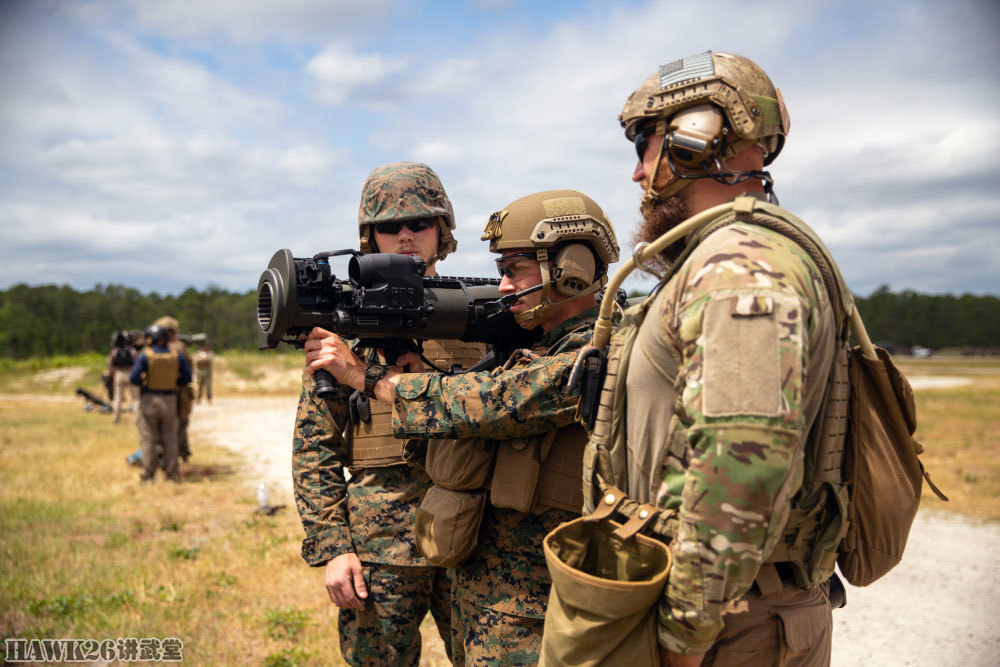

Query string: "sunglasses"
[[633, 125, 658, 162], [495, 252, 537, 279], [373, 218, 435, 235]]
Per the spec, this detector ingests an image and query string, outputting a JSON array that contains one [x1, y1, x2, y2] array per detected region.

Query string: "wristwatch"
[[363, 364, 388, 398]]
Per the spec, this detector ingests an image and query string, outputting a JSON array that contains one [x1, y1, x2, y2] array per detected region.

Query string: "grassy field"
[[0, 398, 345, 665], [1, 353, 997, 665]]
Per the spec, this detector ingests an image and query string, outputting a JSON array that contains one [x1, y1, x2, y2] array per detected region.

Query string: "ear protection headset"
[[667, 104, 726, 169], [551, 243, 598, 296]]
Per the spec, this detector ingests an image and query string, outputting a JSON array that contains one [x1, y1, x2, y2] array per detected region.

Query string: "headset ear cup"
[[668, 104, 725, 168], [552, 244, 597, 297]]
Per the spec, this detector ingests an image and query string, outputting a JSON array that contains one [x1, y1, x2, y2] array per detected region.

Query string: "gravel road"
[[190, 394, 999, 666]]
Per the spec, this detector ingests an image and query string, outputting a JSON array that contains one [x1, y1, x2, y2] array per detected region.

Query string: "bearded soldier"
[[292, 163, 482, 665], [576, 52, 849, 666], [304, 190, 619, 664]]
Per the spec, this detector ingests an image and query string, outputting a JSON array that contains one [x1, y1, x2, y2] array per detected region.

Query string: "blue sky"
[[1, 0, 998, 297]]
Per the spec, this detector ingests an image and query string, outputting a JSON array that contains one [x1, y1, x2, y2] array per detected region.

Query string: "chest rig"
[[346, 339, 486, 468], [577, 196, 855, 590]]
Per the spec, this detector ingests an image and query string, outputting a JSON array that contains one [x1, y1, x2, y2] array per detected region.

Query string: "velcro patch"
[[542, 197, 587, 218], [702, 293, 781, 417]]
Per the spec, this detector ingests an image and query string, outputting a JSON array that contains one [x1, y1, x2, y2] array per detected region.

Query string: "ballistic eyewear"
[[373, 218, 436, 235]]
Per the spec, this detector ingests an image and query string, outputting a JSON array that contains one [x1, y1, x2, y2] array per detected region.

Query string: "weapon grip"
[[315, 369, 339, 400]]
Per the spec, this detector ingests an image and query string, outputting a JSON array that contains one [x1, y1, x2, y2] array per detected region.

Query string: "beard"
[[632, 192, 688, 265]]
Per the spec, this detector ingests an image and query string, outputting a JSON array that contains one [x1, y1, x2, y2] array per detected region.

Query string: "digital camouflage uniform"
[[614, 208, 837, 662], [292, 161, 465, 666], [392, 307, 599, 665], [293, 366, 458, 666]]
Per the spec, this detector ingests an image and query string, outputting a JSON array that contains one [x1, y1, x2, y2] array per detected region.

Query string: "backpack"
[[113, 345, 133, 368], [577, 195, 946, 588]]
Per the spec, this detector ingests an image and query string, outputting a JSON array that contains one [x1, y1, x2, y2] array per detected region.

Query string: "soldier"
[[303, 189, 620, 664], [130, 324, 191, 482], [153, 316, 195, 462], [195, 343, 214, 403], [292, 163, 482, 666], [581, 51, 845, 666], [107, 330, 137, 423]]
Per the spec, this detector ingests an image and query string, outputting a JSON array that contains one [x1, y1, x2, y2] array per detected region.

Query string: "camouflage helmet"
[[619, 51, 789, 166], [481, 189, 619, 329], [357, 162, 457, 262], [153, 316, 180, 335]]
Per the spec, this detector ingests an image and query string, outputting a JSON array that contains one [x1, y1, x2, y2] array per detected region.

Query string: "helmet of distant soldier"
[[619, 51, 789, 166], [145, 324, 169, 346], [153, 316, 180, 335], [481, 189, 619, 329], [357, 162, 457, 262]]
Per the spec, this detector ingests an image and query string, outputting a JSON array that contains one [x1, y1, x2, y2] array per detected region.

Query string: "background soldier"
[[195, 342, 214, 403], [107, 330, 137, 423], [303, 189, 619, 664], [153, 316, 195, 463], [130, 324, 191, 482], [595, 51, 842, 665], [292, 163, 478, 665]]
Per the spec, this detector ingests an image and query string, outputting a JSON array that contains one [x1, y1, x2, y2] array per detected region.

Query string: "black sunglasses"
[[495, 252, 537, 279], [633, 125, 658, 162], [373, 218, 435, 235]]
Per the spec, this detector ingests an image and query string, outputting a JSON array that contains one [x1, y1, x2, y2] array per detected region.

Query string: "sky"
[[1, 0, 998, 299]]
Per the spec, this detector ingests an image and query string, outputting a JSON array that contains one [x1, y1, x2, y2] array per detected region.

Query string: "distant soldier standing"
[[154, 316, 196, 462], [292, 163, 478, 665], [195, 343, 214, 404], [107, 330, 137, 423], [130, 324, 191, 482]]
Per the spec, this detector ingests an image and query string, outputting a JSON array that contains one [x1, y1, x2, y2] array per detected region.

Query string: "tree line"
[[1, 282, 998, 359], [0, 283, 258, 359]]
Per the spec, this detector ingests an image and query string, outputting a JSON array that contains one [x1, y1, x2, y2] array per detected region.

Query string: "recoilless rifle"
[[255, 249, 541, 398]]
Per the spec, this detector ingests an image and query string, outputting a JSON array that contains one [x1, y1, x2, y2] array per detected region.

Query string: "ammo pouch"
[[414, 486, 487, 568], [425, 437, 495, 490], [491, 424, 588, 514], [541, 488, 672, 667]]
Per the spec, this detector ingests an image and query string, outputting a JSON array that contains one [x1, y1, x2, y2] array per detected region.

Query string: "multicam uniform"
[[392, 308, 597, 665], [293, 339, 483, 666], [591, 200, 838, 663]]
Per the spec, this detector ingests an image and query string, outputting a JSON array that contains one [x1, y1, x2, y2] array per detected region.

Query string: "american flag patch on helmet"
[[659, 50, 714, 89]]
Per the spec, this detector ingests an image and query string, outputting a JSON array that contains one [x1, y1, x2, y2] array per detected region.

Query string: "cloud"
[[307, 45, 406, 105]]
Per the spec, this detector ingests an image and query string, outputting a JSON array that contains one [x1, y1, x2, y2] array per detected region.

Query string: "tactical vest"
[[582, 196, 853, 590], [347, 339, 486, 468], [487, 347, 590, 514], [146, 348, 180, 392]]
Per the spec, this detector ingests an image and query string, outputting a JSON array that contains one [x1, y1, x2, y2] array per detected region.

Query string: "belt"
[[144, 389, 177, 395]]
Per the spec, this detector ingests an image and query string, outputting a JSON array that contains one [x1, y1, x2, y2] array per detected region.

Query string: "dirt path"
[[190, 395, 999, 665]]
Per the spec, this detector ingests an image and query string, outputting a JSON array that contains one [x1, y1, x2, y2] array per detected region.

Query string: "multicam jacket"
[[392, 306, 599, 618], [622, 210, 837, 654]]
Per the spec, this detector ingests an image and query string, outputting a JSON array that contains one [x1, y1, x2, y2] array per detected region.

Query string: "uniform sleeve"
[[291, 370, 357, 566], [391, 347, 582, 439], [129, 354, 146, 385], [657, 228, 827, 654]]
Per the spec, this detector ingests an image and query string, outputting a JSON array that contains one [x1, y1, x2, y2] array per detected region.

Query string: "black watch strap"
[[363, 364, 387, 398]]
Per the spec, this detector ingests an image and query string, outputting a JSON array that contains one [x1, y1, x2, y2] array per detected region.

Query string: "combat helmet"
[[145, 324, 169, 346], [153, 315, 180, 335], [357, 162, 456, 263], [620, 51, 789, 206], [481, 189, 619, 329]]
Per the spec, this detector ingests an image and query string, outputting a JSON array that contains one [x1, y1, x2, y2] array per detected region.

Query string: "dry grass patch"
[[0, 399, 346, 666]]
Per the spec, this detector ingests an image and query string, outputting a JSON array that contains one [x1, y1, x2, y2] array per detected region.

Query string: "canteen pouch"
[[414, 486, 487, 567], [425, 437, 495, 490], [540, 492, 672, 667]]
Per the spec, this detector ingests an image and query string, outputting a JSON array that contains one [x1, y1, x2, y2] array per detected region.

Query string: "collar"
[[537, 304, 601, 348]]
